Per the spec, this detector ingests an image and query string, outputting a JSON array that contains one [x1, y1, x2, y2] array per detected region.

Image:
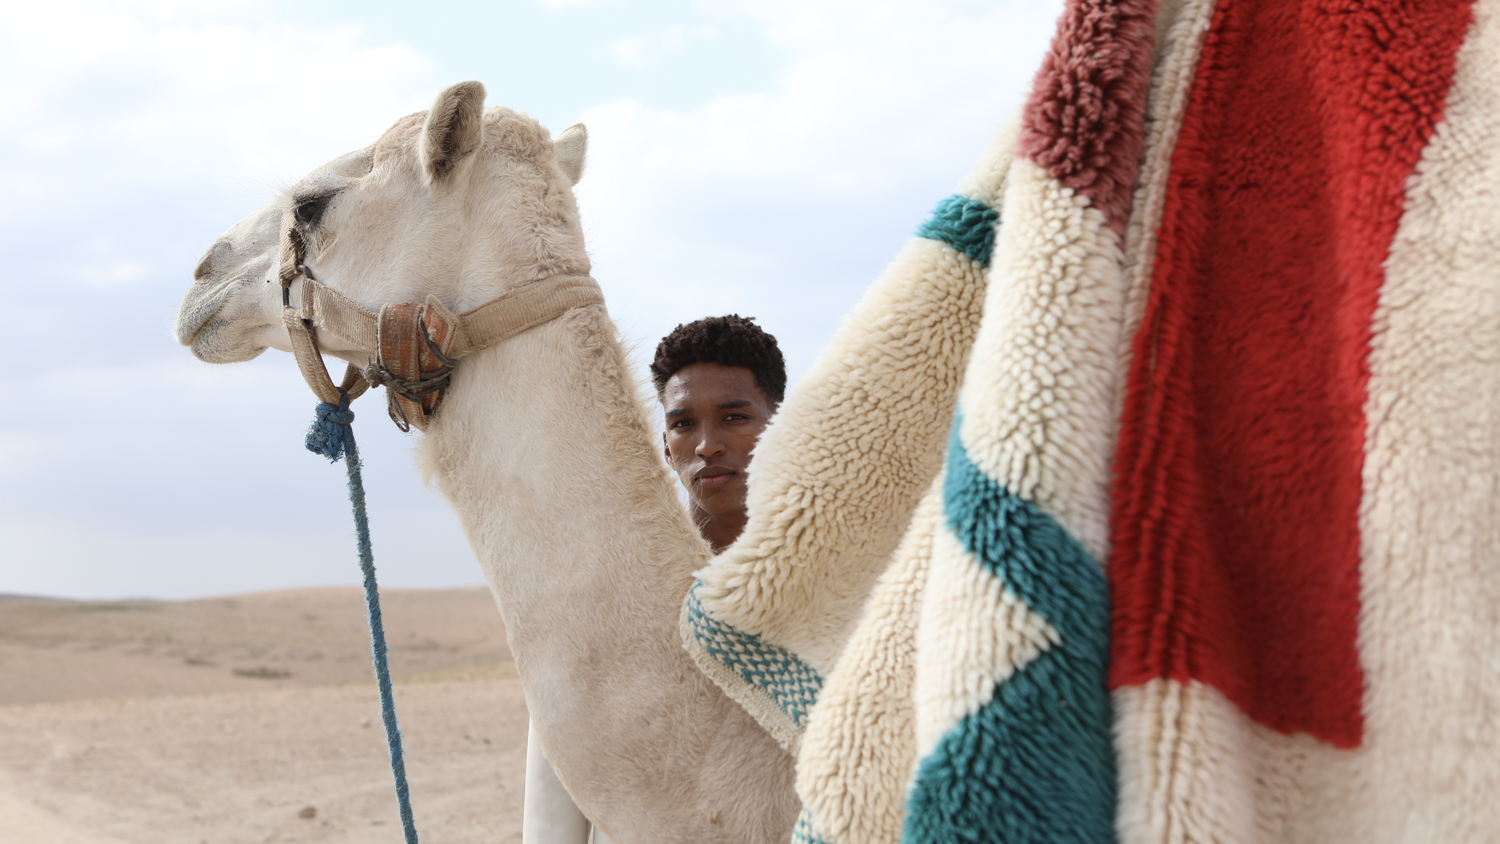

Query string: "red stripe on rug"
[[1018, 0, 1157, 232], [1107, 0, 1474, 748]]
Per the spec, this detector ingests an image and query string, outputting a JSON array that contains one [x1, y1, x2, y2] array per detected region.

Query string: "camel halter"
[[277, 213, 605, 431], [277, 214, 604, 844]]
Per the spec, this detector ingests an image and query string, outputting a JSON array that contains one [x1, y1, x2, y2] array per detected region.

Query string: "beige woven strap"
[[282, 305, 341, 406], [279, 248, 373, 406], [306, 274, 603, 362], [281, 306, 373, 407], [307, 281, 380, 353], [444, 275, 603, 357], [278, 216, 354, 406], [277, 213, 602, 423]]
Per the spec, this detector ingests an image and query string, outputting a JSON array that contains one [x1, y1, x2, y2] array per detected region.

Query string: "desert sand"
[[0, 587, 531, 844]]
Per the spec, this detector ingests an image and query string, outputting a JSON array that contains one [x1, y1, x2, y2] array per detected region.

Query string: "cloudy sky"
[[0, 0, 1063, 600]]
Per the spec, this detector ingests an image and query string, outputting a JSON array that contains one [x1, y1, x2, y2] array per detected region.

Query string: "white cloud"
[[54, 232, 165, 287], [570, 0, 1062, 352], [0, 0, 437, 213], [0, 432, 54, 474], [578, 0, 1059, 192], [608, 35, 649, 66], [606, 24, 719, 67], [662, 23, 718, 50]]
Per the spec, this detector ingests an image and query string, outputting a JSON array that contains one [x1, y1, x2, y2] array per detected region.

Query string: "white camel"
[[176, 81, 798, 843]]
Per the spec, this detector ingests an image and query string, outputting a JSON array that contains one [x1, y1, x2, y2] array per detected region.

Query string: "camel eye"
[[294, 195, 331, 228]]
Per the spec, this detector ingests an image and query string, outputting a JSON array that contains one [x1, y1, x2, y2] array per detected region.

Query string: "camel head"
[[177, 81, 591, 368]]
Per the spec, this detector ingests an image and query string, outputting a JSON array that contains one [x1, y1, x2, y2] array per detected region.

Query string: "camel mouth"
[[185, 315, 268, 364], [176, 298, 218, 349], [176, 273, 276, 364], [177, 285, 238, 354], [177, 250, 278, 355], [179, 271, 244, 338]]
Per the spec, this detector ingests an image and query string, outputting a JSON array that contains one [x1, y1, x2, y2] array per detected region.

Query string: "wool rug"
[[685, 1, 1500, 842]]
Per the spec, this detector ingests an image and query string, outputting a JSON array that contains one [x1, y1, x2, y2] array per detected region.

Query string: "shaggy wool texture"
[[901, 3, 1156, 840], [1110, 1, 1500, 842], [681, 123, 1010, 755], [686, 0, 1500, 841]]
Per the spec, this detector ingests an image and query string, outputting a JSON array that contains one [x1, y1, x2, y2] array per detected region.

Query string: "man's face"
[[662, 362, 776, 518]]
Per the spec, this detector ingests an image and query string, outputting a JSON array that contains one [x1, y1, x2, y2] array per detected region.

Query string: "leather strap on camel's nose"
[[277, 217, 604, 431]]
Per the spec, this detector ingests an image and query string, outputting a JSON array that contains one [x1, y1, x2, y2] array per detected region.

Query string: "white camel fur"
[[176, 81, 798, 843]]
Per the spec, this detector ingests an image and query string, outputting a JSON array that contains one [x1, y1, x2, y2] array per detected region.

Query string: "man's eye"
[[670, 419, 692, 429]]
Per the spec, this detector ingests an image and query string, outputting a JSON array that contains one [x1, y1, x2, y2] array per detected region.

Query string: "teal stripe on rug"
[[917, 195, 1001, 267], [903, 421, 1116, 844], [792, 808, 832, 844], [940, 428, 1111, 644], [684, 583, 824, 728]]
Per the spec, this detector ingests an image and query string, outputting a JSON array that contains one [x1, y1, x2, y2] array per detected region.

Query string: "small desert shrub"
[[233, 666, 291, 679]]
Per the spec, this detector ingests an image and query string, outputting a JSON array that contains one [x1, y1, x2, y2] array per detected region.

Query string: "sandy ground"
[[0, 587, 531, 843]]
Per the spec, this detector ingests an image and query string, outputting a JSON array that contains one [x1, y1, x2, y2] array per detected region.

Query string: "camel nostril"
[[194, 239, 235, 281]]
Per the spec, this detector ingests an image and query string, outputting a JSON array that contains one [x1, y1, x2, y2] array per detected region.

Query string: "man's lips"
[[695, 467, 739, 489]]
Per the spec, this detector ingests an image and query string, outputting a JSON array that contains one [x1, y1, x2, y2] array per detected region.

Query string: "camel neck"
[[419, 305, 708, 694], [411, 302, 797, 840]]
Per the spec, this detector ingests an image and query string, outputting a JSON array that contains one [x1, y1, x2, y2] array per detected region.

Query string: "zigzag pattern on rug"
[[903, 423, 1115, 844], [683, 584, 823, 731]]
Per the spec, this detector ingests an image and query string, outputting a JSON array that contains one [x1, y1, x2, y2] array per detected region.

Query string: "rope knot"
[[296, 385, 418, 841], [306, 389, 356, 461]]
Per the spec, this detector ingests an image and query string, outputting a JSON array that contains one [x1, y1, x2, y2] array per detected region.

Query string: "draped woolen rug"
[[684, 1, 1500, 842]]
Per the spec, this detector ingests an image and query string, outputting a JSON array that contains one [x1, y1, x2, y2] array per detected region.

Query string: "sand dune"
[[0, 587, 530, 843]]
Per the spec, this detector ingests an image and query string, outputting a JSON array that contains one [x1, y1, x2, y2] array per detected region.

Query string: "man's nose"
[[695, 427, 726, 458]]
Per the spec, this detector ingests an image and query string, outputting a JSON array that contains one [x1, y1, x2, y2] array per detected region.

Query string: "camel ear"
[[420, 80, 486, 182], [555, 123, 587, 185]]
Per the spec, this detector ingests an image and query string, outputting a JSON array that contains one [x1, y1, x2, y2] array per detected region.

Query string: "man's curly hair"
[[651, 314, 786, 404]]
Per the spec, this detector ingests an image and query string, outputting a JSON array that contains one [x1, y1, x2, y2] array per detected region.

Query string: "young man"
[[524, 315, 786, 844], [650, 314, 787, 552]]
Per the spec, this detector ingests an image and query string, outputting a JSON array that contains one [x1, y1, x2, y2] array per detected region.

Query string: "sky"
[[0, 0, 1065, 600]]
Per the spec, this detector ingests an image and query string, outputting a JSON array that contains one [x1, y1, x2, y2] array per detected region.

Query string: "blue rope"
[[307, 390, 419, 844]]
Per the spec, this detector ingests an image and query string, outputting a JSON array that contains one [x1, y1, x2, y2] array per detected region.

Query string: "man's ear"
[[420, 80, 486, 183], [663, 431, 671, 462]]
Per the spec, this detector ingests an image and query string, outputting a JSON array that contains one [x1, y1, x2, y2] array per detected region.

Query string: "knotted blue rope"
[[307, 390, 419, 844]]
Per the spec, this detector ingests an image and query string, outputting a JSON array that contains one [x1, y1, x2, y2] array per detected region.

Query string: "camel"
[[176, 80, 798, 843]]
